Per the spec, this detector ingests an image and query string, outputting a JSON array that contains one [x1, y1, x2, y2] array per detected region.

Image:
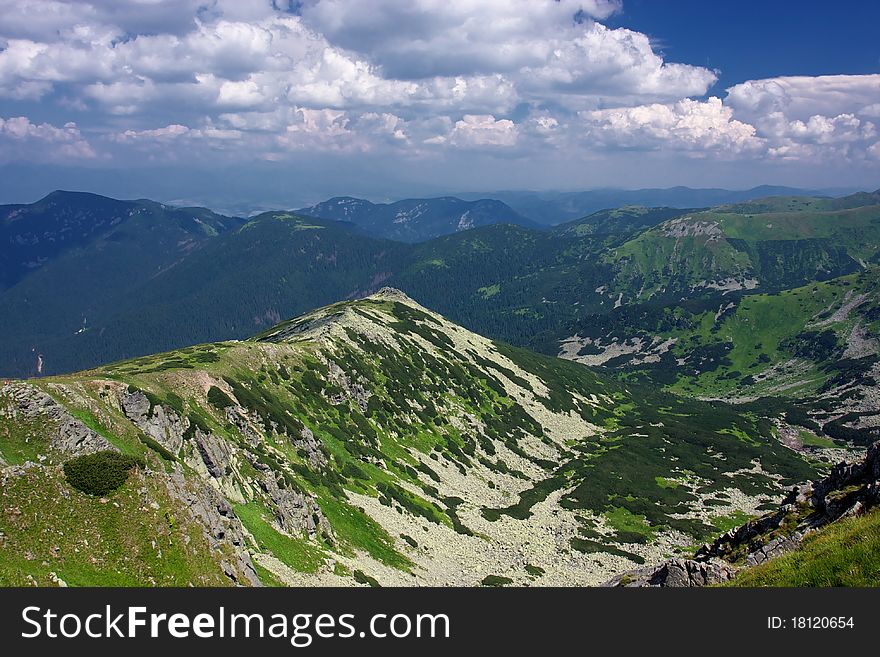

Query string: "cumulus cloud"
[[300, 1, 621, 79], [724, 75, 880, 162], [518, 23, 716, 107], [725, 74, 880, 123], [0, 115, 96, 162], [580, 97, 762, 154], [0, 1, 713, 115], [427, 114, 519, 149], [0, 1, 877, 177]]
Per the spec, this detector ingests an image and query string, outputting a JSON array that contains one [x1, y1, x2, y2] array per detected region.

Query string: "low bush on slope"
[[63, 450, 145, 496]]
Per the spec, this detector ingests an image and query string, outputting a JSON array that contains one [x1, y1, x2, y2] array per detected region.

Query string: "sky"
[[0, 0, 878, 208]]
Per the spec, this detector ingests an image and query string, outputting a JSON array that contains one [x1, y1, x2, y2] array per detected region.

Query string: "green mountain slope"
[[606, 202, 880, 302], [0, 290, 815, 586], [0, 211, 406, 376], [590, 267, 880, 410], [0, 191, 244, 376], [552, 206, 694, 237]]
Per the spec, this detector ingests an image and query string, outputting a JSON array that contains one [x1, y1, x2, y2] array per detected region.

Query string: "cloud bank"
[[0, 0, 877, 188]]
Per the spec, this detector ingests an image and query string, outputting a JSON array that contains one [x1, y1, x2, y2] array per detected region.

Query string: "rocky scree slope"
[[0, 289, 817, 586]]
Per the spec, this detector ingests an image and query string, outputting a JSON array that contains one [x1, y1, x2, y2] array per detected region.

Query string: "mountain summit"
[[0, 290, 812, 586]]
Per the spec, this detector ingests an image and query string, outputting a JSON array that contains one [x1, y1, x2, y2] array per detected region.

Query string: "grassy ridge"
[[727, 508, 880, 587]]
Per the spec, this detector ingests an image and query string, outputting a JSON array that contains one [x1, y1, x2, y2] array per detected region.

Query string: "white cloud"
[[272, 107, 355, 154], [428, 114, 519, 149], [0, 115, 96, 161], [726, 74, 880, 123], [112, 122, 243, 147], [723, 75, 880, 162], [580, 97, 762, 153], [0, 1, 714, 118], [519, 23, 716, 108], [0, 1, 876, 178], [298, 0, 623, 78], [113, 124, 191, 142]]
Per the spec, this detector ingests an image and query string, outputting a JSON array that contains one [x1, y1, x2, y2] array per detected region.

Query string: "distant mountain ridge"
[[297, 196, 537, 242], [1, 187, 880, 379], [455, 185, 869, 225], [0, 190, 243, 290]]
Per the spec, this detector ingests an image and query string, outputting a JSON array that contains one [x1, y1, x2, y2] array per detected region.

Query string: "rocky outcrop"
[[53, 415, 114, 454], [326, 360, 371, 412], [700, 440, 880, 564], [121, 389, 188, 456], [661, 218, 724, 239], [288, 427, 328, 470], [225, 405, 263, 447], [163, 468, 261, 586], [257, 470, 333, 540], [604, 558, 736, 588], [743, 534, 803, 568], [194, 429, 232, 479], [606, 440, 880, 587], [0, 382, 113, 455], [0, 460, 39, 485]]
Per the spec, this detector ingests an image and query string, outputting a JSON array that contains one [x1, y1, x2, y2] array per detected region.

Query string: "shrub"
[[207, 386, 235, 410], [353, 570, 380, 587], [480, 575, 513, 587], [63, 450, 145, 496]]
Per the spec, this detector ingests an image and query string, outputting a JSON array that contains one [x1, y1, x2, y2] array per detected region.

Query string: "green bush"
[[207, 385, 235, 410], [480, 575, 513, 587], [63, 450, 145, 496], [353, 569, 381, 587]]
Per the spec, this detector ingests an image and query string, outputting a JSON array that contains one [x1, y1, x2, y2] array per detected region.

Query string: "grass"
[[665, 270, 877, 398], [316, 494, 412, 571], [710, 510, 752, 534], [799, 431, 838, 449], [233, 502, 327, 574], [0, 412, 53, 465], [604, 506, 657, 543], [726, 508, 880, 587], [0, 465, 232, 586]]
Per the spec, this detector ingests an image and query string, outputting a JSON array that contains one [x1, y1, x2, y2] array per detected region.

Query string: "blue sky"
[[0, 0, 877, 208], [611, 1, 880, 85]]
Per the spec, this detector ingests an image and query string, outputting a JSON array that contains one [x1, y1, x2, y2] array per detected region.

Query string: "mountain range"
[[2, 188, 879, 387], [2, 185, 880, 586], [453, 185, 864, 224]]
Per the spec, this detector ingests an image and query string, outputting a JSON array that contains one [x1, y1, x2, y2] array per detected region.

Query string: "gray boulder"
[[121, 389, 187, 456], [194, 429, 232, 479]]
